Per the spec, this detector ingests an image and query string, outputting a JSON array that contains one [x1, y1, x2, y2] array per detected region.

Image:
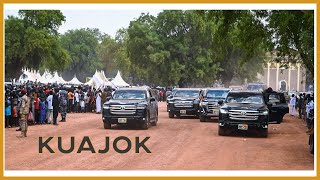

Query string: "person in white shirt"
[[74, 91, 79, 113], [46, 91, 53, 124], [306, 97, 314, 119], [289, 94, 296, 116]]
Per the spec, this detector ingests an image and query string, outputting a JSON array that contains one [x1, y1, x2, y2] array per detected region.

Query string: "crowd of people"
[[4, 81, 114, 137], [289, 92, 314, 134]]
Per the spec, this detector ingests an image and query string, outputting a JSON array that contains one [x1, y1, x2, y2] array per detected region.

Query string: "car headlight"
[[260, 110, 269, 115], [200, 102, 208, 106], [220, 108, 228, 114], [103, 105, 110, 109], [137, 104, 147, 109]]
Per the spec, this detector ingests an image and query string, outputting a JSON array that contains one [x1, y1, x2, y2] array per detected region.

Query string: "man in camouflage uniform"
[[59, 88, 68, 122], [19, 89, 30, 137]]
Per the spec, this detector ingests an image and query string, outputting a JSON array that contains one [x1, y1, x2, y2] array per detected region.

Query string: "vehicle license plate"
[[118, 118, 127, 123], [180, 110, 187, 114], [212, 109, 219, 115], [238, 124, 248, 130]]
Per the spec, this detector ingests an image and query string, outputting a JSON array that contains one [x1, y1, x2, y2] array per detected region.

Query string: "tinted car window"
[[206, 90, 229, 99], [227, 93, 264, 104], [113, 90, 146, 99], [174, 90, 199, 98]]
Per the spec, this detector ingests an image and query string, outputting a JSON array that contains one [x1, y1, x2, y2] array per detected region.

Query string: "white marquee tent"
[[111, 71, 129, 87], [85, 70, 113, 88], [68, 75, 83, 85], [18, 69, 67, 84]]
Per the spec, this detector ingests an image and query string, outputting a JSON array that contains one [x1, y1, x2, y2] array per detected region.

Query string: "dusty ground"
[[5, 102, 314, 170]]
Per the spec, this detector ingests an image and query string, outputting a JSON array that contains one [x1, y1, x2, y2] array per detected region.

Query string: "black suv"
[[199, 88, 230, 122], [218, 91, 288, 137], [167, 88, 201, 118], [102, 87, 158, 130]]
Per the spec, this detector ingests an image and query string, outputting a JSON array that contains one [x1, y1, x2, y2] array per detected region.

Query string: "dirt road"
[[5, 102, 314, 170]]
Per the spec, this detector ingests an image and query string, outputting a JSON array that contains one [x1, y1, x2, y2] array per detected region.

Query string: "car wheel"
[[151, 111, 158, 126], [169, 112, 174, 118], [260, 128, 268, 138], [218, 126, 227, 136], [200, 115, 206, 122], [104, 122, 111, 129], [309, 134, 314, 154], [141, 112, 150, 130]]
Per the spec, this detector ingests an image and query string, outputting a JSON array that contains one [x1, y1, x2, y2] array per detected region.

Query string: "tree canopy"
[[60, 28, 103, 82], [5, 10, 314, 86], [5, 10, 70, 79]]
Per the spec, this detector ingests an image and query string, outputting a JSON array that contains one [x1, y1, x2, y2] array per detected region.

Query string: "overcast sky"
[[4, 10, 162, 37]]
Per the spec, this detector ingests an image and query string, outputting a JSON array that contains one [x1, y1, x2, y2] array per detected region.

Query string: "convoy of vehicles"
[[102, 87, 158, 130], [103, 86, 292, 139]]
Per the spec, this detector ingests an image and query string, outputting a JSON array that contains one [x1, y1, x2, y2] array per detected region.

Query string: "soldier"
[[59, 88, 68, 122], [18, 89, 30, 138]]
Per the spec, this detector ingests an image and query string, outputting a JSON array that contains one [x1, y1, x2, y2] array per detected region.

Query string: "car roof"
[[228, 90, 263, 94], [174, 88, 201, 91], [204, 88, 231, 91], [116, 87, 149, 91]]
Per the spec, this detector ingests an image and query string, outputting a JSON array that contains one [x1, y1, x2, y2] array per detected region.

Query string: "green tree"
[[126, 11, 221, 87], [201, 10, 268, 87], [60, 28, 102, 82], [5, 10, 70, 79], [266, 10, 314, 76]]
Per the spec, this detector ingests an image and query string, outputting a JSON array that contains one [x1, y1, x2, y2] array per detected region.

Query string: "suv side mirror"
[[150, 97, 156, 102], [169, 95, 173, 99], [218, 100, 224, 105], [106, 96, 111, 101]]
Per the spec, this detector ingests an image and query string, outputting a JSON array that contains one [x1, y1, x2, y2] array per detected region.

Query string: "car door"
[[267, 93, 289, 123], [148, 90, 156, 120]]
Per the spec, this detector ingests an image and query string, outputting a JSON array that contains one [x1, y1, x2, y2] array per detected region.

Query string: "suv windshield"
[[113, 90, 146, 100], [174, 90, 199, 98], [206, 90, 229, 99], [226, 93, 264, 104], [247, 84, 266, 91]]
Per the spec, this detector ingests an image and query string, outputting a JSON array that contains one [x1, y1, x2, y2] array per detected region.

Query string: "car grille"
[[229, 110, 259, 121], [207, 103, 219, 111], [174, 101, 193, 108], [110, 105, 136, 115]]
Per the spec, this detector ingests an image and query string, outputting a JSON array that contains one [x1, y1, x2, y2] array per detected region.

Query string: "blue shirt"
[[5, 100, 11, 116]]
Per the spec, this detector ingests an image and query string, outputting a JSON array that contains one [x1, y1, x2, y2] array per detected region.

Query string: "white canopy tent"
[[19, 69, 68, 84], [18, 69, 37, 83], [41, 71, 56, 84], [85, 70, 113, 88], [111, 71, 129, 87], [68, 75, 83, 85]]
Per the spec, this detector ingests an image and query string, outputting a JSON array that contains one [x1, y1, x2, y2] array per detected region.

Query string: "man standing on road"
[[68, 90, 74, 113], [306, 96, 314, 129], [46, 91, 53, 124], [289, 94, 296, 116], [298, 93, 303, 118], [59, 88, 68, 122], [52, 88, 60, 126], [18, 89, 30, 137], [74, 90, 80, 113]]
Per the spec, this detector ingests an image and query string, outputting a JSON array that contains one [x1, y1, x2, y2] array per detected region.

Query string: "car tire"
[[260, 128, 268, 138], [218, 126, 227, 136], [141, 112, 150, 130], [169, 112, 174, 118], [200, 115, 206, 122], [104, 122, 111, 129], [309, 134, 314, 154]]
